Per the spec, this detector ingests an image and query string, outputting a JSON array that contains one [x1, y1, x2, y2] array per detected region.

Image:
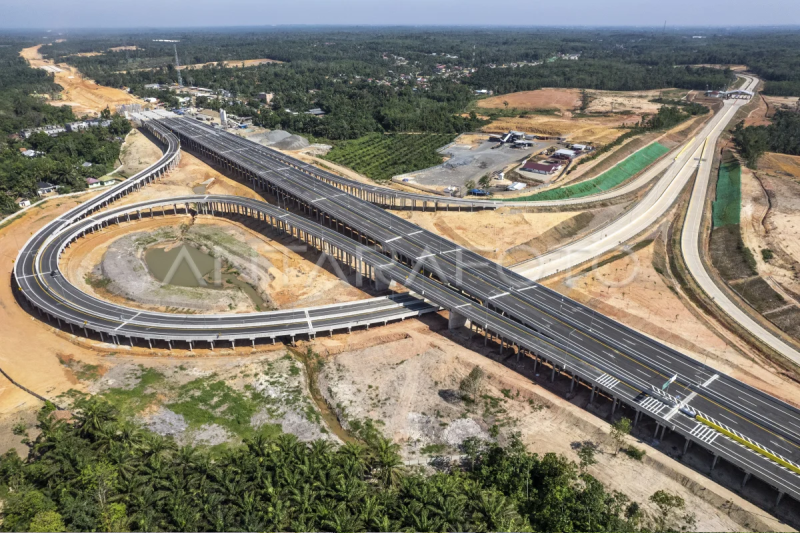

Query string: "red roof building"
[[522, 160, 562, 174]]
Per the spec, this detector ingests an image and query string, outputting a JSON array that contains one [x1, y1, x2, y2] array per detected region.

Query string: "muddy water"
[[289, 346, 356, 443], [145, 243, 267, 308]]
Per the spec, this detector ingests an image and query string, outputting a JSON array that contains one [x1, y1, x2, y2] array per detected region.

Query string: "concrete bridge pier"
[[448, 310, 467, 330]]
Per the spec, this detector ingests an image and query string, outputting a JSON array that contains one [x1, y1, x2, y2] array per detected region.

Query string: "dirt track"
[[20, 44, 141, 116]]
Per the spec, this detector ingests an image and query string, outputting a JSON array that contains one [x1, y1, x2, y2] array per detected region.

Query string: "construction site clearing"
[[4, 58, 800, 530], [20, 45, 142, 116], [2, 114, 800, 530], [475, 87, 692, 147]]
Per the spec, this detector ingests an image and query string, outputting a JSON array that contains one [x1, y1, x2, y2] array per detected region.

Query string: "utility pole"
[[174, 44, 183, 87]]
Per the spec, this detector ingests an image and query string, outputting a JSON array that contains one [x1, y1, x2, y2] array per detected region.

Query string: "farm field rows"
[[323, 133, 456, 182]]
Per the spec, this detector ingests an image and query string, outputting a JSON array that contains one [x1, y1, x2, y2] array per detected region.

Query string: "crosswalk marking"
[[595, 373, 620, 389], [638, 396, 667, 416], [690, 423, 719, 445]]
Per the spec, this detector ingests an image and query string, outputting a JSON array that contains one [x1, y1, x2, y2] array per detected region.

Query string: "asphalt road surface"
[[158, 114, 800, 502]]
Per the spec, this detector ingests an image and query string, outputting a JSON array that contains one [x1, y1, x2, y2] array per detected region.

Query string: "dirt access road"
[[20, 44, 141, 116], [476, 87, 687, 145]]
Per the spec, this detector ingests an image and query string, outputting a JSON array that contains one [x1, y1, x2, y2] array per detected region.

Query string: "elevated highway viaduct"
[[157, 115, 800, 509]]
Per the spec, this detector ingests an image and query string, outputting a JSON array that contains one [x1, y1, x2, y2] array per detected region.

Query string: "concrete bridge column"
[[448, 310, 467, 330]]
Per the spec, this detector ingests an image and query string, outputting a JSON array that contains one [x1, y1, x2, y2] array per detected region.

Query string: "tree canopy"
[[0, 398, 670, 532]]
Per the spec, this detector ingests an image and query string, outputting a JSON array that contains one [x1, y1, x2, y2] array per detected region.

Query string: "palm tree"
[[472, 490, 524, 532], [76, 399, 118, 439], [371, 437, 403, 487], [322, 503, 365, 533], [411, 508, 444, 532]]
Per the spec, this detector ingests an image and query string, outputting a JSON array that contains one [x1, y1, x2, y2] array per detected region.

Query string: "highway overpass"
[[153, 114, 800, 507]]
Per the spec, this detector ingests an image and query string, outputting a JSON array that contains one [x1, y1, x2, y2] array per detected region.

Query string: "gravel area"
[[398, 140, 545, 190], [145, 407, 188, 437]]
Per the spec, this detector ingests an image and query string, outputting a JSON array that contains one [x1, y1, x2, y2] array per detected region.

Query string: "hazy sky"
[[1, 0, 798, 29]]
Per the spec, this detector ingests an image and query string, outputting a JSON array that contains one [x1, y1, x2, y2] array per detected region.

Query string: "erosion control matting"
[[712, 160, 742, 228]]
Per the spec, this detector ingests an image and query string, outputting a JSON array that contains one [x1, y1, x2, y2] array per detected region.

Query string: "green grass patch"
[[100, 367, 165, 417], [624, 446, 647, 461], [507, 142, 669, 201], [168, 377, 275, 440], [420, 443, 448, 455], [323, 132, 456, 182], [712, 160, 742, 228]]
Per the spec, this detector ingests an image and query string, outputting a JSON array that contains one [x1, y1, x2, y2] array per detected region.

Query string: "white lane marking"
[[385, 236, 402, 242], [690, 423, 719, 445], [489, 292, 510, 300], [408, 231, 423, 236], [717, 413, 739, 425], [114, 312, 141, 331], [639, 397, 667, 415], [770, 440, 793, 453], [702, 374, 719, 387], [737, 396, 759, 408], [416, 254, 435, 260], [596, 373, 620, 389], [441, 249, 461, 254], [311, 197, 326, 203], [304, 309, 313, 331], [516, 285, 538, 292], [456, 303, 471, 309]]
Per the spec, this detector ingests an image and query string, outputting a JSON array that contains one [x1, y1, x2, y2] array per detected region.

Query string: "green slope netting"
[[507, 142, 670, 202], [712, 161, 742, 228]]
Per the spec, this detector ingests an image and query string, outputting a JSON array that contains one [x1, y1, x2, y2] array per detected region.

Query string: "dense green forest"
[[733, 111, 800, 167], [0, 39, 132, 214], [0, 40, 75, 135], [0, 399, 695, 532], [35, 28, 768, 141]]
